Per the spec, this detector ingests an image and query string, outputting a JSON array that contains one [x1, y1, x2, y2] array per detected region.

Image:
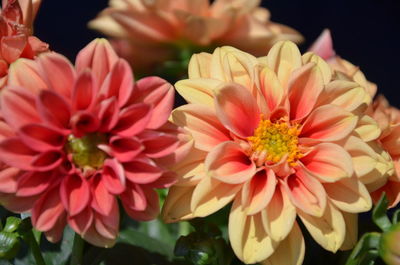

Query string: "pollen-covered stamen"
[[67, 133, 108, 170], [247, 116, 302, 167]]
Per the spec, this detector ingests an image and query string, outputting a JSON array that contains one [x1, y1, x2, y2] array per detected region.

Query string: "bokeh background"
[[34, 0, 400, 106]]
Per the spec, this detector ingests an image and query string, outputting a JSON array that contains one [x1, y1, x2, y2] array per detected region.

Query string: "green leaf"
[[392, 209, 400, 224], [0, 231, 20, 260], [372, 193, 392, 232], [3, 217, 21, 233], [345, 232, 381, 265]]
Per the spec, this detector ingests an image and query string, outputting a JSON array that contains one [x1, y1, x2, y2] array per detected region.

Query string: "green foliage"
[[372, 193, 392, 232]]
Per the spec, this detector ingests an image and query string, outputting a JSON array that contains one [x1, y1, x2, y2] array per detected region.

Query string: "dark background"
[[34, 0, 400, 105]]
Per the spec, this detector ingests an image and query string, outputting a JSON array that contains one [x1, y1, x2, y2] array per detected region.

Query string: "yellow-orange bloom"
[[162, 41, 393, 264], [89, 0, 302, 71]]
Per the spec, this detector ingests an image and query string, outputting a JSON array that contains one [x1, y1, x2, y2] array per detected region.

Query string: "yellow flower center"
[[67, 133, 108, 170], [247, 117, 302, 166]]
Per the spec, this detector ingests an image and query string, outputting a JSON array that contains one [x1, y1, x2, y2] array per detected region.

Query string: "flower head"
[[162, 41, 392, 264], [88, 0, 302, 71], [0, 0, 48, 88], [0, 38, 181, 247]]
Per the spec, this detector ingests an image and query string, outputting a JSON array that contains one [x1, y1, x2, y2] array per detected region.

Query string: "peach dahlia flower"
[[161, 41, 393, 264], [0, 38, 182, 247], [89, 0, 302, 71], [0, 0, 48, 88]]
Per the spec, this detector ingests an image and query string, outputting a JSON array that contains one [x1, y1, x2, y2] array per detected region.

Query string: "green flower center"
[[67, 133, 108, 169]]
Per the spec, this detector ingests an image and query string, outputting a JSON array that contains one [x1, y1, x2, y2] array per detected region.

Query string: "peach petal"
[[191, 176, 241, 217], [75, 38, 119, 85], [308, 29, 335, 60], [188, 52, 212, 78], [0, 167, 18, 193], [381, 124, 400, 156], [162, 185, 195, 223], [354, 115, 381, 142], [301, 104, 357, 142], [298, 202, 345, 252], [261, 222, 305, 265], [300, 143, 353, 182], [205, 141, 256, 184], [288, 63, 324, 120], [302, 52, 332, 85], [99, 59, 133, 107], [32, 186, 66, 232], [259, 66, 284, 112], [242, 169, 277, 215], [214, 83, 260, 138], [285, 169, 327, 217], [266, 41, 302, 88], [133, 76, 174, 129], [229, 196, 277, 264], [261, 183, 296, 241], [37, 52, 76, 98], [324, 177, 372, 213], [171, 104, 230, 152], [175, 78, 222, 107], [113, 103, 152, 137], [340, 212, 358, 251], [60, 174, 91, 217]]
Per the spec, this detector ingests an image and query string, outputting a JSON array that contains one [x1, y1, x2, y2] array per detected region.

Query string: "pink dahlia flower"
[[0, 38, 182, 247], [88, 0, 303, 71], [161, 41, 392, 264], [0, 0, 48, 88]]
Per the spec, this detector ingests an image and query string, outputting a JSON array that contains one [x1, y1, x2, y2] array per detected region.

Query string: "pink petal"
[[301, 143, 353, 182], [97, 97, 119, 132], [1, 35, 27, 63], [101, 158, 126, 194], [16, 171, 53, 197], [19, 124, 65, 152], [122, 186, 160, 221], [284, 169, 327, 217], [288, 63, 324, 120], [0, 193, 39, 213], [37, 90, 71, 130], [123, 157, 163, 184], [301, 104, 357, 142], [205, 141, 256, 184], [148, 171, 177, 189], [103, 136, 143, 162], [120, 182, 147, 211], [68, 207, 94, 235], [75, 38, 119, 86], [1, 87, 40, 129], [132, 76, 174, 129], [93, 200, 119, 241], [242, 169, 277, 215], [309, 29, 335, 60], [70, 111, 100, 137], [31, 151, 63, 171], [60, 174, 91, 216], [90, 175, 115, 215], [0, 137, 36, 170], [371, 180, 400, 209], [32, 186, 66, 232], [37, 52, 76, 98], [72, 70, 97, 112], [139, 130, 179, 158], [171, 104, 230, 152], [0, 167, 19, 193], [43, 214, 67, 243], [112, 103, 152, 137], [99, 59, 133, 107], [7, 58, 47, 94], [215, 83, 260, 138]]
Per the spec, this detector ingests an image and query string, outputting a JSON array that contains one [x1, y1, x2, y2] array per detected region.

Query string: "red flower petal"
[[60, 174, 91, 216]]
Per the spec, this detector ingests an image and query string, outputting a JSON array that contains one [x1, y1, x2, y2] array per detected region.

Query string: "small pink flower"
[[0, 38, 181, 247], [0, 0, 48, 88]]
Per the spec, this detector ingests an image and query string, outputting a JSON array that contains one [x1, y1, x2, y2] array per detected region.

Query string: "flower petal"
[[205, 141, 256, 184], [123, 157, 163, 184], [16, 171, 53, 197], [162, 185, 195, 223], [259, 66, 284, 112], [102, 158, 126, 194], [90, 175, 115, 215], [72, 70, 97, 111], [171, 104, 230, 152], [113, 103, 152, 137], [0, 137, 36, 170], [301, 104, 358, 142], [175, 78, 222, 107], [123, 186, 159, 221], [19, 124, 65, 152], [60, 174, 91, 216], [37, 90, 71, 130], [8, 58, 47, 94], [214, 83, 260, 137]]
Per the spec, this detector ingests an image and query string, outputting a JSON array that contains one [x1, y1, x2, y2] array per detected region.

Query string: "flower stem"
[[70, 233, 85, 265], [25, 229, 46, 265]]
